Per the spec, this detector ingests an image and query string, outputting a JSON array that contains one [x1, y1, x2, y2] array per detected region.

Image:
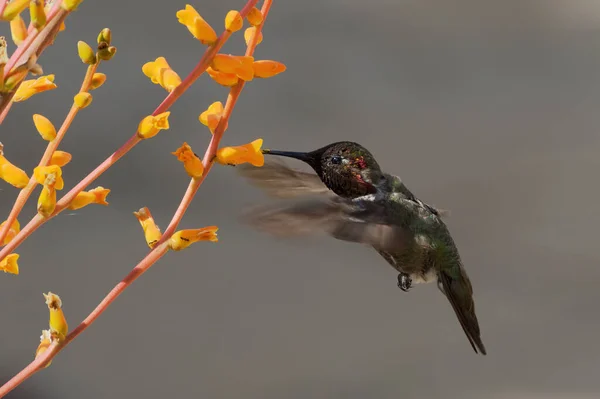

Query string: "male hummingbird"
[[237, 141, 487, 355]]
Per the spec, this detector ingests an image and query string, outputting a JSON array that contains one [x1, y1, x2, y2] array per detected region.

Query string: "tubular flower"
[[168, 226, 218, 251], [13, 74, 56, 102], [10, 14, 27, 45], [216, 138, 264, 167], [176, 4, 217, 45], [206, 66, 238, 87], [37, 184, 56, 218], [0, 218, 20, 245], [44, 292, 68, 339], [133, 207, 162, 248], [224, 10, 243, 32], [33, 114, 57, 141], [252, 60, 287, 78], [142, 57, 181, 92], [50, 151, 72, 167], [0, 253, 19, 275], [137, 112, 170, 139], [35, 330, 53, 368], [33, 165, 64, 190], [172, 142, 204, 178], [68, 186, 110, 210], [0, 150, 29, 188], [211, 54, 254, 81], [199, 101, 224, 134], [244, 27, 263, 46]]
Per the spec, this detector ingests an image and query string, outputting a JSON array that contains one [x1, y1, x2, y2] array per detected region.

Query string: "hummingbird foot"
[[397, 273, 412, 292]]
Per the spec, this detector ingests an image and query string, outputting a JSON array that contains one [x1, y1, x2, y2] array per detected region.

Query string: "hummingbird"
[[237, 141, 487, 355]]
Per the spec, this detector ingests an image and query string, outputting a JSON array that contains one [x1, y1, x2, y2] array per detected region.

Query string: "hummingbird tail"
[[438, 272, 487, 355]]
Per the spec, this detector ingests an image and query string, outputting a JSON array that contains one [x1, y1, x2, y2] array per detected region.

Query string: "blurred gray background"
[[2, 0, 600, 398]]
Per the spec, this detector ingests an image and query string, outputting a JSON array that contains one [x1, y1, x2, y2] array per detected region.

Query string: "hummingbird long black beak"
[[262, 149, 315, 164]]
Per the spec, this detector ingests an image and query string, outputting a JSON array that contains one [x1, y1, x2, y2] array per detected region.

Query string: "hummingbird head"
[[263, 141, 383, 198]]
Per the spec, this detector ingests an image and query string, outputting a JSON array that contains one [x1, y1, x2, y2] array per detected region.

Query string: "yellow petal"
[[50, 151, 72, 167], [0, 154, 29, 188], [168, 226, 218, 251], [32, 114, 57, 141]]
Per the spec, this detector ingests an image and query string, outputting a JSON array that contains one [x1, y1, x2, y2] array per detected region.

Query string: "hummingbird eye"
[[330, 155, 342, 164]]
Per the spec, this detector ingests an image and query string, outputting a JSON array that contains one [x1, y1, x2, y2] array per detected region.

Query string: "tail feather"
[[438, 272, 487, 355]]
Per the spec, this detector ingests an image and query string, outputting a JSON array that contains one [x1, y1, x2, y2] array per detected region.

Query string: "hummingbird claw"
[[397, 273, 412, 292]]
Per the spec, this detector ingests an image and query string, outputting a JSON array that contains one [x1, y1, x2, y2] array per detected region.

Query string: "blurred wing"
[[242, 197, 412, 252], [236, 159, 330, 198]]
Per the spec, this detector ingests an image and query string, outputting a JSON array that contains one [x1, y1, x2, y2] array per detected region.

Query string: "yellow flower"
[[225, 10, 243, 32], [68, 186, 110, 210], [0, 152, 29, 188], [206, 66, 239, 87], [37, 184, 56, 217], [252, 60, 287, 78], [35, 330, 53, 368], [50, 151, 72, 167], [0, 253, 19, 275], [247, 7, 263, 26], [30, 0, 47, 30], [133, 207, 162, 248], [216, 138, 264, 167], [44, 292, 68, 339], [62, 0, 84, 11], [33, 114, 57, 141], [137, 112, 170, 139], [13, 74, 57, 102], [244, 27, 263, 46], [211, 54, 254, 81], [33, 165, 64, 190], [168, 226, 218, 251], [0, 218, 20, 245], [198, 101, 224, 134], [73, 92, 93, 109], [176, 4, 217, 45], [10, 14, 27, 45], [172, 142, 204, 179], [142, 57, 181, 92]]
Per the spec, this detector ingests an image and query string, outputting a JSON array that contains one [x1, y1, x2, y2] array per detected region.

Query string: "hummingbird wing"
[[437, 267, 487, 355], [236, 159, 331, 198], [241, 197, 412, 252]]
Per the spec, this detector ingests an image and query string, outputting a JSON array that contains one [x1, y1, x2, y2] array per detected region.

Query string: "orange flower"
[[50, 151, 72, 167], [252, 60, 287, 78], [13, 74, 57, 102], [0, 218, 20, 245], [142, 57, 181, 92], [216, 138, 264, 167], [206, 66, 239, 87], [176, 4, 217, 45], [225, 10, 243, 32], [198, 101, 224, 133], [0, 253, 19, 275], [68, 186, 110, 210], [168, 226, 218, 251], [137, 112, 170, 139], [172, 143, 204, 179], [33, 165, 64, 190], [133, 207, 162, 248], [0, 151, 29, 188]]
